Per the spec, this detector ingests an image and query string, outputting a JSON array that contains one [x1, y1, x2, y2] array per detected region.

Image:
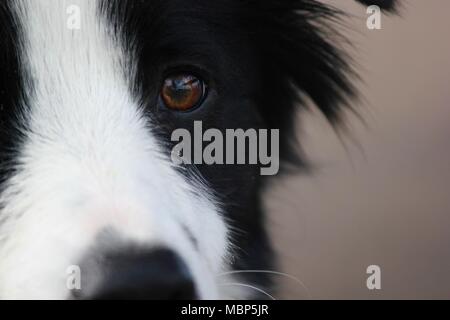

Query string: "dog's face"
[[0, 0, 396, 299]]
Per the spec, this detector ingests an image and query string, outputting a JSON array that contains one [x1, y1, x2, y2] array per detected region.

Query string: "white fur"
[[0, 0, 229, 299]]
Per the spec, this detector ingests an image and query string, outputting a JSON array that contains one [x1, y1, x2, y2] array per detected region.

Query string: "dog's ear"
[[244, 0, 357, 166], [355, 0, 398, 12], [245, 0, 399, 167]]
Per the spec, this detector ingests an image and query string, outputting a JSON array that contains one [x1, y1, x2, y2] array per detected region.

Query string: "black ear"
[[355, 0, 397, 11], [242, 0, 357, 166], [244, 0, 400, 167]]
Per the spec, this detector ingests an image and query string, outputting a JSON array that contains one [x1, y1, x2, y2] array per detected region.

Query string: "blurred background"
[[269, 0, 450, 299]]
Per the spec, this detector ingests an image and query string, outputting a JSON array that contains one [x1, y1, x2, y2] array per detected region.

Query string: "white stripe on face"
[[0, 0, 228, 299]]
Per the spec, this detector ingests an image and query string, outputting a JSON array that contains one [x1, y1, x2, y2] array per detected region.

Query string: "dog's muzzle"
[[72, 247, 197, 300]]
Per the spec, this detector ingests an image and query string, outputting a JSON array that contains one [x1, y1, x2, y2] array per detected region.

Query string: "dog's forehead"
[[9, 0, 249, 81]]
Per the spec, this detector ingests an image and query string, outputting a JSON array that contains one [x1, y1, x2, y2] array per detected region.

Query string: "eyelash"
[[161, 64, 211, 87]]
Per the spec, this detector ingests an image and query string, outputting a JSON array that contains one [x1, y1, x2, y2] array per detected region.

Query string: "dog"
[[0, 0, 396, 299]]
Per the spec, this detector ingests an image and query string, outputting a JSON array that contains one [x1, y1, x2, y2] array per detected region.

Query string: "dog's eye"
[[161, 74, 206, 111]]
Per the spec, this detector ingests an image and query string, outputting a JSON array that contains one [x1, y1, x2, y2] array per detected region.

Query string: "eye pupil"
[[161, 74, 205, 111]]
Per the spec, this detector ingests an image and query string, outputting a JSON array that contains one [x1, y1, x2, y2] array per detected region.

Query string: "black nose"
[[77, 248, 197, 300]]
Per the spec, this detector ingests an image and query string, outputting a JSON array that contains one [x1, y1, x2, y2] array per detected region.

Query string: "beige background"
[[269, 0, 450, 299]]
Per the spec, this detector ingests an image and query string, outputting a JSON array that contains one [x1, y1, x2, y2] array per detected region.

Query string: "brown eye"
[[161, 74, 206, 111]]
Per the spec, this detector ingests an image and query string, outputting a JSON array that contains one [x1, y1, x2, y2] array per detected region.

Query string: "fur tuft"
[[241, 0, 358, 165], [356, 0, 398, 12]]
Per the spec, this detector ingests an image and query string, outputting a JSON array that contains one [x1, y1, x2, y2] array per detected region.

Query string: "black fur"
[[100, 0, 390, 297], [0, 0, 397, 298], [0, 2, 27, 190], [97, 0, 352, 297], [356, 0, 397, 11]]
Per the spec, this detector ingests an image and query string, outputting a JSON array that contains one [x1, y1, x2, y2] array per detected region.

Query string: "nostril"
[[77, 247, 198, 300]]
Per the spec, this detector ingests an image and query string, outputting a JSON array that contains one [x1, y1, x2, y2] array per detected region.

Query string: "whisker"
[[219, 282, 276, 300], [218, 270, 311, 299]]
